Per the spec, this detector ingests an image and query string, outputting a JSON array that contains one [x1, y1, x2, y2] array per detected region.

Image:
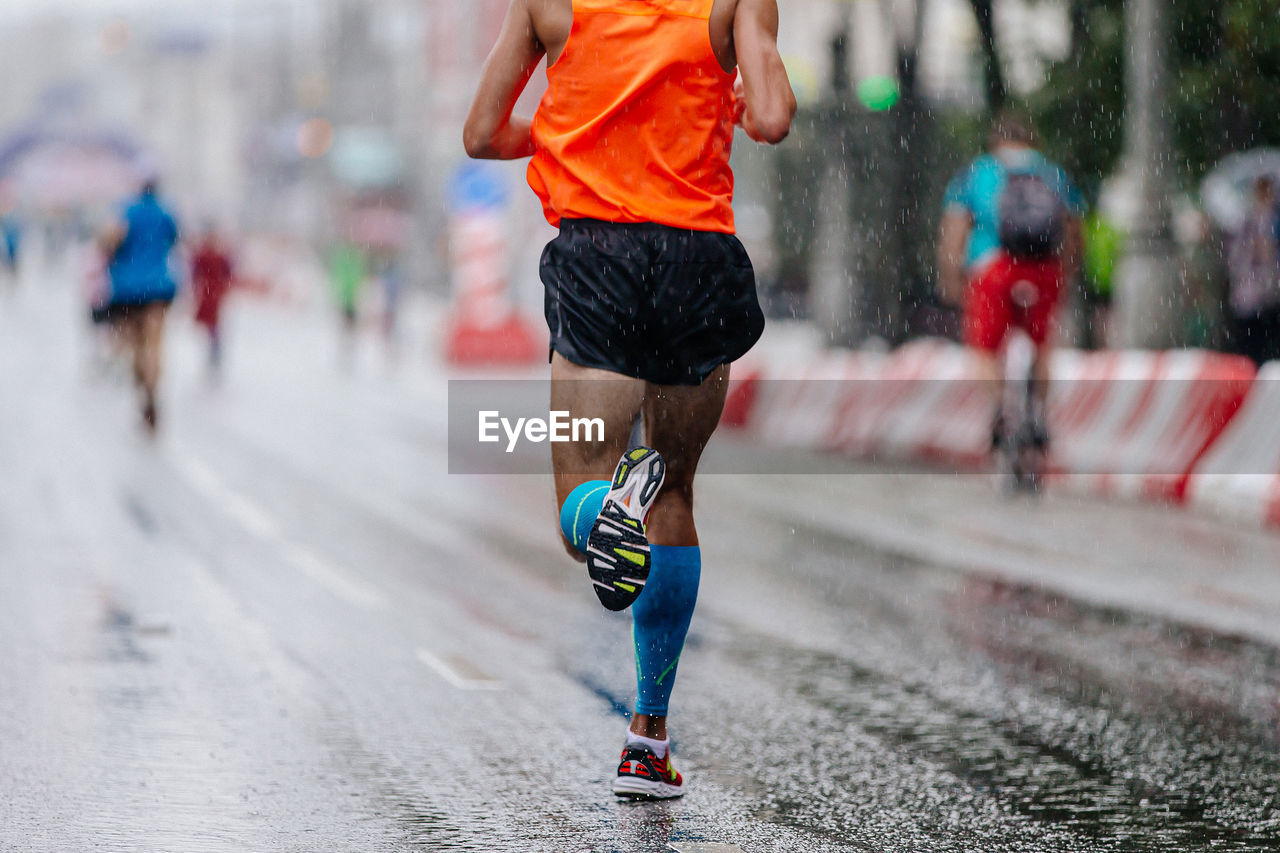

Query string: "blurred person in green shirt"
[[328, 243, 367, 356], [1081, 211, 1123, 348]]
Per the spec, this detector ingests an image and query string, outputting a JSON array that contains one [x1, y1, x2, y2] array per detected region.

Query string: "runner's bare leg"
[[550, 354, 645, 561], [641, 365, 730, 548], [138, 303, 166, 403], [551, 356, 731, 740]]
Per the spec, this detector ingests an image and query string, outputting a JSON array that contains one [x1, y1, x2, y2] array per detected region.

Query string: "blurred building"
[[0, 4, 248, 228], [0, 0, 1073, 309]]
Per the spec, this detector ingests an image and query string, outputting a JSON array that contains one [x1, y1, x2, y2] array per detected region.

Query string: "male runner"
[[101, 177, 180, 433], [465, 0, 794, 799], [937, 112, 1084, 449]]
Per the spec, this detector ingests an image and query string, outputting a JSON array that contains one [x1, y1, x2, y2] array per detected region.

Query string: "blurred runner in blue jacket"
[[102, 178, 180, 433]]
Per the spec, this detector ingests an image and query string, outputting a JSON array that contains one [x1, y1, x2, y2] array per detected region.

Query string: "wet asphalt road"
[[2, 268, 1280, 852]]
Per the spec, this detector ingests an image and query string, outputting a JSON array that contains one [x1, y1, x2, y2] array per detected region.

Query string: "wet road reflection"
[[2, 279, 1279, 851]]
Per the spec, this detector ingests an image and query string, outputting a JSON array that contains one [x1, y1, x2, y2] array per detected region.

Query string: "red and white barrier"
[[1187, 362, 1280, 527], [730, 339, 990, 463], [726, 338, 1265, 523], [869, 340, 990, 465], [1049, 349, 1254, 502], [753, 348, 885, 450]]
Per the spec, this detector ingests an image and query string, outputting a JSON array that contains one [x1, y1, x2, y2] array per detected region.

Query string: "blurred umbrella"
[[1200, 148, 1280, 234]]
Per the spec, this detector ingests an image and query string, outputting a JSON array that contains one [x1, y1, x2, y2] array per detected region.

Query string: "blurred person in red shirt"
[[190, 226, 235, 374]]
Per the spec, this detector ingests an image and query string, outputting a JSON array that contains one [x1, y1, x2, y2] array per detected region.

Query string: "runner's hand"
[[732, 76, 746, 127]]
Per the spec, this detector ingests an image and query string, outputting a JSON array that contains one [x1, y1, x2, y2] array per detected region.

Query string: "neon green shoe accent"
[[629, 448, 649, 461], [614, 464, 630, 487], [614, 581, 637, 593], [614, 548, 647, 566], [623, 518, 640, 529]]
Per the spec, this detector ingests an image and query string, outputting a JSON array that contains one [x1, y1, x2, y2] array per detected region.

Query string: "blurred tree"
[[967, 0, 1007, 113], [1023, 0, 1125, 201], [1173, 0, 1280, 177], [1026, 0, 1280, 199]]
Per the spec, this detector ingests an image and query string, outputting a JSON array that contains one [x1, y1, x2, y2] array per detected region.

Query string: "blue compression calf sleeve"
[[633, 545, 701, 716], [560, 480, 609, 555]]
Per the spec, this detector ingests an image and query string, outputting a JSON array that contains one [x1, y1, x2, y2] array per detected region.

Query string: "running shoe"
[[586, 446, 665, 611], [613, 742, 684, 800]]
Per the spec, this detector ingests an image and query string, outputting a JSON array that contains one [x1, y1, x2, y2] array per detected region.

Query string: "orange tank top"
[[527, 0, 737, 233]]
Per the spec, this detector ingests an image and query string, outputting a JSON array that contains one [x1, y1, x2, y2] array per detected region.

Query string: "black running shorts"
[[540, 218, 765, 386], [94, 297, 173, 325]]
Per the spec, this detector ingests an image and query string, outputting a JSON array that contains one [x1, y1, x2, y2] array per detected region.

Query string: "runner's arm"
[[733, 0, 796, 144], [937, 210, 971, 307], [463, 0, 545, 160], [1053, 169, 1087, 286], [1060, 214, 1083, 285], [98, 220, 126, 260]]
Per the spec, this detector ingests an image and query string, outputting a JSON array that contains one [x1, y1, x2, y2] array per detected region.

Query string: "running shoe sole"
[[613, 775, 684, 800], [586, 447, 665, 611]]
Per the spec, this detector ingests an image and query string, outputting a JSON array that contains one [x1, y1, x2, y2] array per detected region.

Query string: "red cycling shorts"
[[963, 252, 1063, 352]]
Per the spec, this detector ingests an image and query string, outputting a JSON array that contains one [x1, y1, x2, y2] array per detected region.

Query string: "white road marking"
[[278, 541, 387, 611], [416, 648, 504, 691], [172, 454, 386, 611], [338, 487, 471, 555], [173, 455, 221, 494], [220, 491, 282, 540]]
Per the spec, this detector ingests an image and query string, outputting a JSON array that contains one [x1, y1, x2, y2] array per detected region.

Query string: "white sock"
[[626, 729, 669, 758]]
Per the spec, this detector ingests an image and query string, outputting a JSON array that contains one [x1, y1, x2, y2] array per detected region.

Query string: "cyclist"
[[937, 112, 1085, 454], [465, 0, 794, 799]]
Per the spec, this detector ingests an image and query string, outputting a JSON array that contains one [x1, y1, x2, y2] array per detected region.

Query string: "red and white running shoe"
[[613, 742, 684, 800]]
